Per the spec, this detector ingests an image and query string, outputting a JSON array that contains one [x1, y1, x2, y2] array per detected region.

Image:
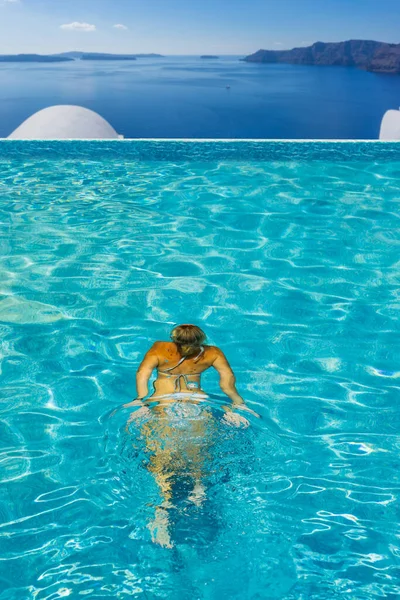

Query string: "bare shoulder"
[[150, 341, 177, 356], [208, 345, 233, 367], [204, 345, 225, 362], [150, 341, 170, 351]]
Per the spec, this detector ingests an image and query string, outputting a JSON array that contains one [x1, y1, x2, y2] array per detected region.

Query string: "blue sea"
[[0, 140, 400, 598], [1, 56, 400, 138]]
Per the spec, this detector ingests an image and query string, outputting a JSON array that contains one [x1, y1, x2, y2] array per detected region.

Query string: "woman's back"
[[133, 324, 250, 411], [156, 341, 217, 373], [151, 342, 219, 396]]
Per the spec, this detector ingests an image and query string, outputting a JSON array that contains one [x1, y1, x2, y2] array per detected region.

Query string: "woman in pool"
[[124, 324, 259, 548], [126, 324, 257, 425]]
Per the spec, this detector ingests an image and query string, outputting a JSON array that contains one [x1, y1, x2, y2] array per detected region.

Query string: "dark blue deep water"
[[1, 56, 400, 139]]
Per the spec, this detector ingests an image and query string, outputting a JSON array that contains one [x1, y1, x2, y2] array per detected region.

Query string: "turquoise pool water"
[[0, 141, 400, 599]]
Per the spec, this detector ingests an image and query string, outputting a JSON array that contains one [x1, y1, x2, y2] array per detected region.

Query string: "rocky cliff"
[[244, 40, 400, 74]]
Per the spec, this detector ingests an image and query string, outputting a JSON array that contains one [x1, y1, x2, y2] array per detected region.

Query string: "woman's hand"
[[234, 404, 261, 419], [221, 401, 261, 427], [222, 409, 250, 428], [125, 405, 151, 433], [128, 405, 151, 421], [123, 398, 146, 409]]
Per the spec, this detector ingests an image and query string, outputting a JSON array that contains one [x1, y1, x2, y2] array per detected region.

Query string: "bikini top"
[[158, 346, 205, 392]]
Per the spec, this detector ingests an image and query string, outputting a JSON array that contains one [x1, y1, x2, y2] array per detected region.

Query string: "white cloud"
[[113, 24, 128, 30], [60, 22, 96, 32], [3, 0, 20, 3], [274, 42, 283, 46]]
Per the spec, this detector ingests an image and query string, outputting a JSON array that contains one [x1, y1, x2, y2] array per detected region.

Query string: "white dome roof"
[[8, 105, 122, 139], [379, 109, 400, 141]]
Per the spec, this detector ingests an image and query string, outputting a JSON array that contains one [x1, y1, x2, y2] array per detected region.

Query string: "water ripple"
[[0, 143, 399, 598]]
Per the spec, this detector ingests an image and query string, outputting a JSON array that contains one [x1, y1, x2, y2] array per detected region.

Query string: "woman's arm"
[[212, 348, 245, 406], [123, 343, 159, 407], [212, 348, 260, 420], [136, 343, 160, 398]]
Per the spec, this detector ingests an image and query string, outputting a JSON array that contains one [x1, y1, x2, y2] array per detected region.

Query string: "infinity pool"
[[0, 141, 399, 599]]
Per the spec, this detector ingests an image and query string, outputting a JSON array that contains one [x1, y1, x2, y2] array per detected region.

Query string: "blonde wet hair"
[[170, 324, 206, 357]]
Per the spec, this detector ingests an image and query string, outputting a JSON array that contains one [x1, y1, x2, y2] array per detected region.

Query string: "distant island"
[[200, 55, 219, 59], [244, 40, 400, 74], [0, 52, 164, 63], [80, 53, 137, 61], [133, 54, 164, 58], [58, 52, 163, 60], [0, 54, 73, 63]]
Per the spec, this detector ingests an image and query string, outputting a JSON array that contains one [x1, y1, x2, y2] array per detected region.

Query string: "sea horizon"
[[1, 55, 400, 139]]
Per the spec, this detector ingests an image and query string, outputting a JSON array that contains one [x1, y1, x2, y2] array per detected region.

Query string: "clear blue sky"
[[0, 0, 399, 55]]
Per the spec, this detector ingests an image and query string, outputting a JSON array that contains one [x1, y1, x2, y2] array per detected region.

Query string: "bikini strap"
[[161, 355, 187, 373], [193, 345, 205, 363], [160, 345, 204, 372]]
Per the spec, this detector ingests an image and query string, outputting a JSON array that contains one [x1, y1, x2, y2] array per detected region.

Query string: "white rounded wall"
[[379, 109, 400, 141], [8, 105, 122, 139]]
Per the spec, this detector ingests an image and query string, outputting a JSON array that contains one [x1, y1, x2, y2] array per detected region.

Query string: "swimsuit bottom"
[[151, 393, 209, 426], [164, 403, 203, 421], [152, 392, 208, 401]]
